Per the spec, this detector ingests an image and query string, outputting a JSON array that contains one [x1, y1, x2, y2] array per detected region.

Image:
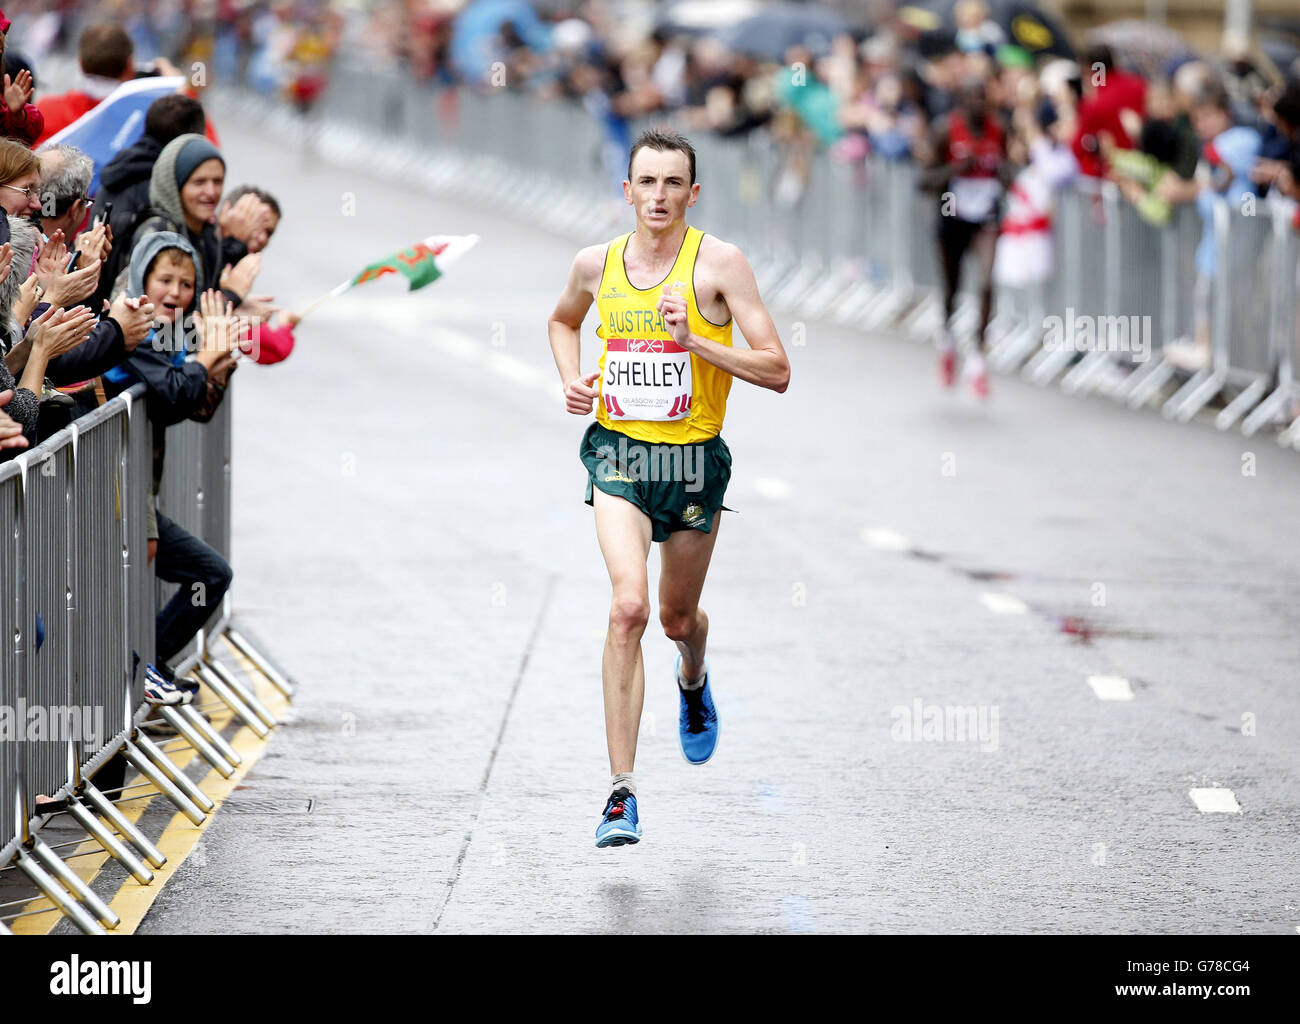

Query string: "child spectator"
[[102, 231, 239, 705]]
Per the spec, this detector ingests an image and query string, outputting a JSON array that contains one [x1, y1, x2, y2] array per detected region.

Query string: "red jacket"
[[1, 102, 44, 145]]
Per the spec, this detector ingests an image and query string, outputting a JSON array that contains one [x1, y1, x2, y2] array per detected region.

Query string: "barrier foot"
[[831, 282, 881, 325], [195, 663, 272, 737], [861, 286, 912, 331], [16, 850, 105, 935], [1241, 385, 1290, 436], [29, 837, 120, 928], [200, 658, 279, 731], [1214, 377, 1269, 431], [122, 741, 207, 826], [1060, 350, 1116, 395], [1118, 358, 1176, 408], [64, 799, 154, 884], [224, 628, 296, 699], [1023, 345, 1075, 386], [132, 733, 216, 813], [987, 323, 1043, 374], [1162, 369, 1224, 421], [899, 292, 945, 340], [82, 782, 166, 869], [801, 276, 856, 321], [771, 261, 824, 312], [1278, 415, 1300, 448], [158, 705, 239, 775]]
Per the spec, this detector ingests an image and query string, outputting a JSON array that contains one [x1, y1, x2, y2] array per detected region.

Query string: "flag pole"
[[293, 279, 350, 322]]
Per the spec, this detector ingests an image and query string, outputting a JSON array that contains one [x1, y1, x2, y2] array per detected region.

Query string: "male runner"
[[920, 75, 1012, 398], [547, 128, 790, 848]]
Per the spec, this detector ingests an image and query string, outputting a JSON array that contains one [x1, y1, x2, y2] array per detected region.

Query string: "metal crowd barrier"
[[1, 381, 288, 934], [301, 61, 1300, 446]]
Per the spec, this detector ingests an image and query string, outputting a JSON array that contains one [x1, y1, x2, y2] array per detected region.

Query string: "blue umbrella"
[[450, 0, 551, 84]]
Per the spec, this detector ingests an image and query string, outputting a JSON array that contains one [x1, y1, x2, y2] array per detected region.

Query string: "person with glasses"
[[37, 144, 101, 246], [0, 135, 40, 218]]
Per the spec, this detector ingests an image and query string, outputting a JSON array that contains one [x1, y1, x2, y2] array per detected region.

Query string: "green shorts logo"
[[681, 502, 705, 526]]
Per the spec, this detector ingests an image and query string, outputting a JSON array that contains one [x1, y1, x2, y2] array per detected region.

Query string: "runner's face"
[[625, 149, 698, 229]]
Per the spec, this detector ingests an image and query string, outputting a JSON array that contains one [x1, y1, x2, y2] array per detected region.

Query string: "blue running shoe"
[[595, 787, 641, 848], [677, 656, 719, 764]]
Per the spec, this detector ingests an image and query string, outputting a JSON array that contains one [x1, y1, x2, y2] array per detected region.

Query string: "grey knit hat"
[[149, 133, 224, 224]]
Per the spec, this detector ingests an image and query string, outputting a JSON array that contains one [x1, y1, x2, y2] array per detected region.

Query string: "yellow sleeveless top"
[[594, 226, 733, 443]]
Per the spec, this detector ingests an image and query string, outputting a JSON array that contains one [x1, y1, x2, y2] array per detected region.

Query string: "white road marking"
[[428, 326, 485, 362], [861, 527, 909, 550], [485, 351, 552, 390], [754, 477, 792, 499], [1087, 675, 1134, 701], [1188, 788, 1241, 813], [979, 593, 1028, 615]]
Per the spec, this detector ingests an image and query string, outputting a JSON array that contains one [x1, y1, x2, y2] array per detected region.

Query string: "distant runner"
[[547, 128, 790, 848], [921, 76, 1010, 398]]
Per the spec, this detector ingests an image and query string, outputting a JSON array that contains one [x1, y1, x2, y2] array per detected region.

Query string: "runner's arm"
[[917, 116, 957, 192], [547, 245, 603, 384], [661, 242, 789, 394]]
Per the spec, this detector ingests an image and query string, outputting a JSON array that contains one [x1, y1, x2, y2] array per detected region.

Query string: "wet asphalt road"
[[133, 102, 1300, 935]]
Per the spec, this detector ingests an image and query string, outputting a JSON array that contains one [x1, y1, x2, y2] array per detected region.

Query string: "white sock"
[[678, 658, 707, 690], [610, 772, 636, 797]]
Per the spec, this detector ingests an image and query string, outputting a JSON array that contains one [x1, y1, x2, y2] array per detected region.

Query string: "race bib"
[[601, 338, 693, 421], [951, 176, 1001, 222]]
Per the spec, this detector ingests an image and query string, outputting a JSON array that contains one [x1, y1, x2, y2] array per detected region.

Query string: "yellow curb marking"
[[10, 639, 289, 934]]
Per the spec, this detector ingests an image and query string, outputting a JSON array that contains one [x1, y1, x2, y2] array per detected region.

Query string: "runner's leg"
[[592, 487, 653, 775], [972, 222, 999, 351], [938, 217, 967, 326], [658, 517, 722, 683]]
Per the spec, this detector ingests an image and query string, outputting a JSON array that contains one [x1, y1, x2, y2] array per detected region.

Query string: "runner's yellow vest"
[[594, 226, 733, 444]]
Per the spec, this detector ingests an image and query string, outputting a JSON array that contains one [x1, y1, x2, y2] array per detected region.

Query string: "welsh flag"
[[330, 234, 479, 296]]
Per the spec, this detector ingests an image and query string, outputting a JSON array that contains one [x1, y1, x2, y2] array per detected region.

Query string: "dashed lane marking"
[[1188, 788, 1242, 814], [1087, 675, 1134, 701], [861, 527, 910, 550], [979, 593, 1028, 615]]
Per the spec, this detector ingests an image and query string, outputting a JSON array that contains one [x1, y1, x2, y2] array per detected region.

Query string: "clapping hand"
[[108, 292, 156, 351], [27, 305, 97, 359], [194, 289, 240, 356]]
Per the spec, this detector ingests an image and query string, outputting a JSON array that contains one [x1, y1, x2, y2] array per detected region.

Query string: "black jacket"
[[94, 136, 164, 309], [103, 329, 210, 491], [45, 316, 126, 386]]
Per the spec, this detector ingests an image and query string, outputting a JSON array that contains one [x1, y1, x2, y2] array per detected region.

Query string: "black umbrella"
[[715, 2, 852, 61], [899, 0, 1075, 61]]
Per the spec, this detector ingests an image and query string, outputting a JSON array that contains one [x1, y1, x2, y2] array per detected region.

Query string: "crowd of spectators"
[[2, 2, 1298, 659], [0, 11, 299, 714]]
